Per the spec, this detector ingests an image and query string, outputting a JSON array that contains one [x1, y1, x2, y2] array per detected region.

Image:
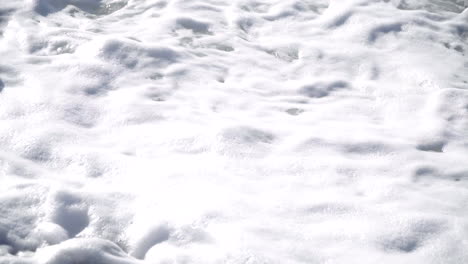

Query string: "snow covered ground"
[[0, 0, 468, 263]]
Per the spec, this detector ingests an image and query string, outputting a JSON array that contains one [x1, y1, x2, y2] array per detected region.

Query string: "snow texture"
[[0, 0, 468, 263]]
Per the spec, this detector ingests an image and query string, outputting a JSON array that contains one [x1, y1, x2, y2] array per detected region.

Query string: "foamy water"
[[0, 0, 468, 263]]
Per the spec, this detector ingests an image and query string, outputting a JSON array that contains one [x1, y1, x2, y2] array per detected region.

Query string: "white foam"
[[1, 0, 468, 263]]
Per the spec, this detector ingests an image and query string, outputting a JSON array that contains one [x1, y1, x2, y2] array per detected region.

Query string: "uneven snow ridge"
[[0, 0, 468, 263]]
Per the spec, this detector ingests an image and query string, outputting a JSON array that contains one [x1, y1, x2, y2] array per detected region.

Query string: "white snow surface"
[[0, 0, 468, 263]]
